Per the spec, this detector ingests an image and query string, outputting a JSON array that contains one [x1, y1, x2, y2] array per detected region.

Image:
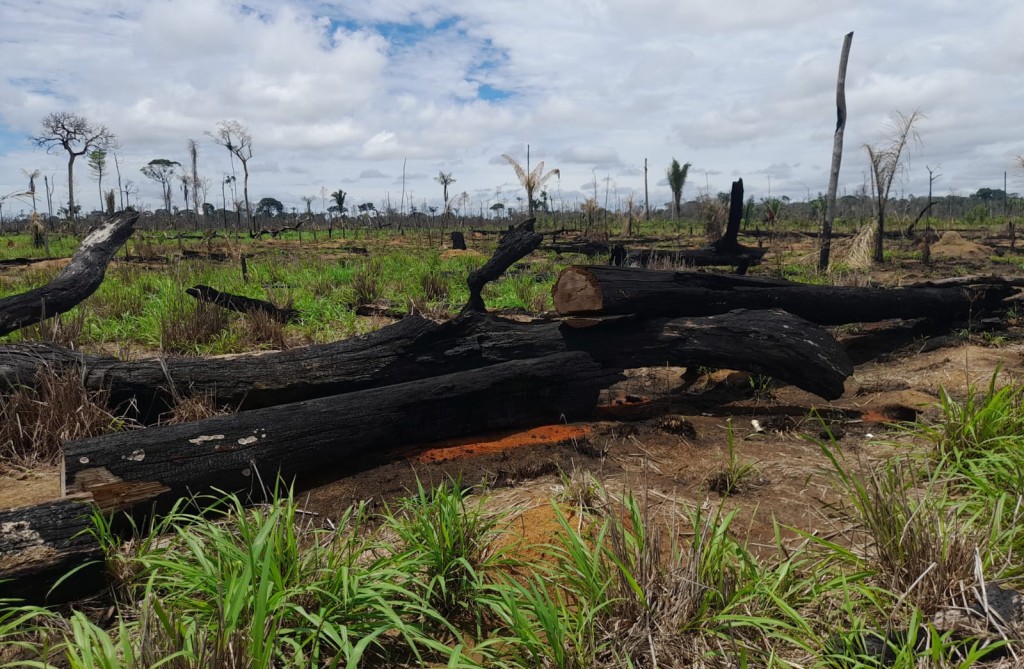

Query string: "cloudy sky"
[[1, 0, 1021, 218]]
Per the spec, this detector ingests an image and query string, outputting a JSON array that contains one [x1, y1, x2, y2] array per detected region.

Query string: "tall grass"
[[5, 317, 1024, 666]]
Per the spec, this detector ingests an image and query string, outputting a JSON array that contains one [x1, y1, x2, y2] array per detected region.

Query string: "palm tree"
[[330, 189, 347, 215], [667, 159, 691, 220], [502, 146, 559, 216], [434, 171, 456, 214]]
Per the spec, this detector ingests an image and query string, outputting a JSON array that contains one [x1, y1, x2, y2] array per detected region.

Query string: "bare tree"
[[502, 145, 559, 216], [87, 149, 107, 214], [141, 159, 181, 212], [865, 110, 924, 262], [208, 120, 253, 232], [30, 112, 117, 222]]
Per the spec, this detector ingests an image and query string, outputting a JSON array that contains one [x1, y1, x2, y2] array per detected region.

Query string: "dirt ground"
[[2, 227, 1023, 555]]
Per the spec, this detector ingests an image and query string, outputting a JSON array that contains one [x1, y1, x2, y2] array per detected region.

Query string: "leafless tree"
[[865, 110, 924, 262], [30, 112, 117, 222], [208, 120, 253, 232]]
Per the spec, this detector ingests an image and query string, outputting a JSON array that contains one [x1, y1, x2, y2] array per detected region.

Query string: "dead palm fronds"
[[502, 149, 559, 216], [865, 109, 924, 262]]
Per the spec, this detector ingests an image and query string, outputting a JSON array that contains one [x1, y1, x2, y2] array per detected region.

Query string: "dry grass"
[[16, 311, 86, 349], [839, 222, 878, 271], [236, 309, 288, 350], [0, 369, 133, 468], [159, 298, 231, 354], [853, 460, 981, 618], [158, 391, 229, 425]]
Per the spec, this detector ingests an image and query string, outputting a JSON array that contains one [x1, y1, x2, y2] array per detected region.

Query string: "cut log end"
[[552, 266, 603, 315]]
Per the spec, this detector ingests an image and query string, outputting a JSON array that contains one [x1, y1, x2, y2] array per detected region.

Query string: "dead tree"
[[186, 285, 299, 323], [62, 353, 620, 514], [0, 213, 138, 336], [552, 266, 1021, 325]]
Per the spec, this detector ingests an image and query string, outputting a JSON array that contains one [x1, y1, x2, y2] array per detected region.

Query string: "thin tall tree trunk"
[[644, 158, 650, 222], [66, 155, 76, 222], [819, 31, 853, 271]]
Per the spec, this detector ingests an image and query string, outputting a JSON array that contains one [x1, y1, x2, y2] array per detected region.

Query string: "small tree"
[[865, 110, 924, 262], [87, 149, 107, 214], [666, 158, 691, 221], [434, 171, 456, 214], [141, 159, 181, 212], [209, 120, 254, 232], [502, 146, 559, 216], [31, 112, 117, 222]]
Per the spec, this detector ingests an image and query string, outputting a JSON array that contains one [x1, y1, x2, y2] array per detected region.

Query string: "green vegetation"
[[3, 373, 1024, 666]]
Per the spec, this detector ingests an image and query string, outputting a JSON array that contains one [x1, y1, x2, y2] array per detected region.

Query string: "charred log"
[[552, 266, 1021, 324], [185, 285, 300, 324], [62, 352, 620, 514], [0, 495, 105, 605], [0, 213, 138, 336]]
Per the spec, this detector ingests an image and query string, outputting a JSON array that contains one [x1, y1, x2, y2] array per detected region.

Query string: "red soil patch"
[[413, 425, 591, 464]]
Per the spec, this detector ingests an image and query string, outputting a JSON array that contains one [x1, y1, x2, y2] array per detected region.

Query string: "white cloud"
[[1, 0, 1022, 214]]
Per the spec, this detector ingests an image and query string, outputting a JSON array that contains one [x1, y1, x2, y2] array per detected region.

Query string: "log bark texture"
[[186, 285, 300, 323], [0, 495, 105, 605], [0, 213, 138, 336], [2, 306, 851, 423], [463, 218, 541, 312], [62, 352, 620, 513], [552, 266, 1019, 324]]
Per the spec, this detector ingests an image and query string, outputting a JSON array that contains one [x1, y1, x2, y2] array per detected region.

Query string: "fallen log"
[[185, 285, 300, 323], [552, 266, 1020, 324], [62, 352, 621, 514], [0, 213, 138, 336], [609, 245, 767, 270], [1, 306, 851, 425], [0, 494, 105, 605]]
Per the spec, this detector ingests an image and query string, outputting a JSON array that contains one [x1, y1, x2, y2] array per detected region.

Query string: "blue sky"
[[1, 0, 1023, 216]]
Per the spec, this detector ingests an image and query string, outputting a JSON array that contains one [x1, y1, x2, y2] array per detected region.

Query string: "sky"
[[1, 0, 1022, 218]]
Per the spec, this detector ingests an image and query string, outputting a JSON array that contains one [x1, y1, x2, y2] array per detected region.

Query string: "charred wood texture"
[[2, 304, 851, 429], [186, 285, 300, 323], [552, 266, 1020, 325], [0, 495, 105, 605], [0, 213, 138, 336], [463, 218, 541, 313], [62, 352, 620, 514]]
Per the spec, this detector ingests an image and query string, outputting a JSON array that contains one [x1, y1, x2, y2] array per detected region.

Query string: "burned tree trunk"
[[607, 181, 765, 273], [63, 352, 620, 514], [0, 213, 138, 336], [186, 285, 300, 323], [0, 495, 105, 605], [2, 304, 852, 422], [552, 266, 1020, 324], [463, 218, 541, 312]]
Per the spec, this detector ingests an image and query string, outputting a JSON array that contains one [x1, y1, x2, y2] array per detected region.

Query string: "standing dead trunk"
[[819, 31, 853, 271]]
